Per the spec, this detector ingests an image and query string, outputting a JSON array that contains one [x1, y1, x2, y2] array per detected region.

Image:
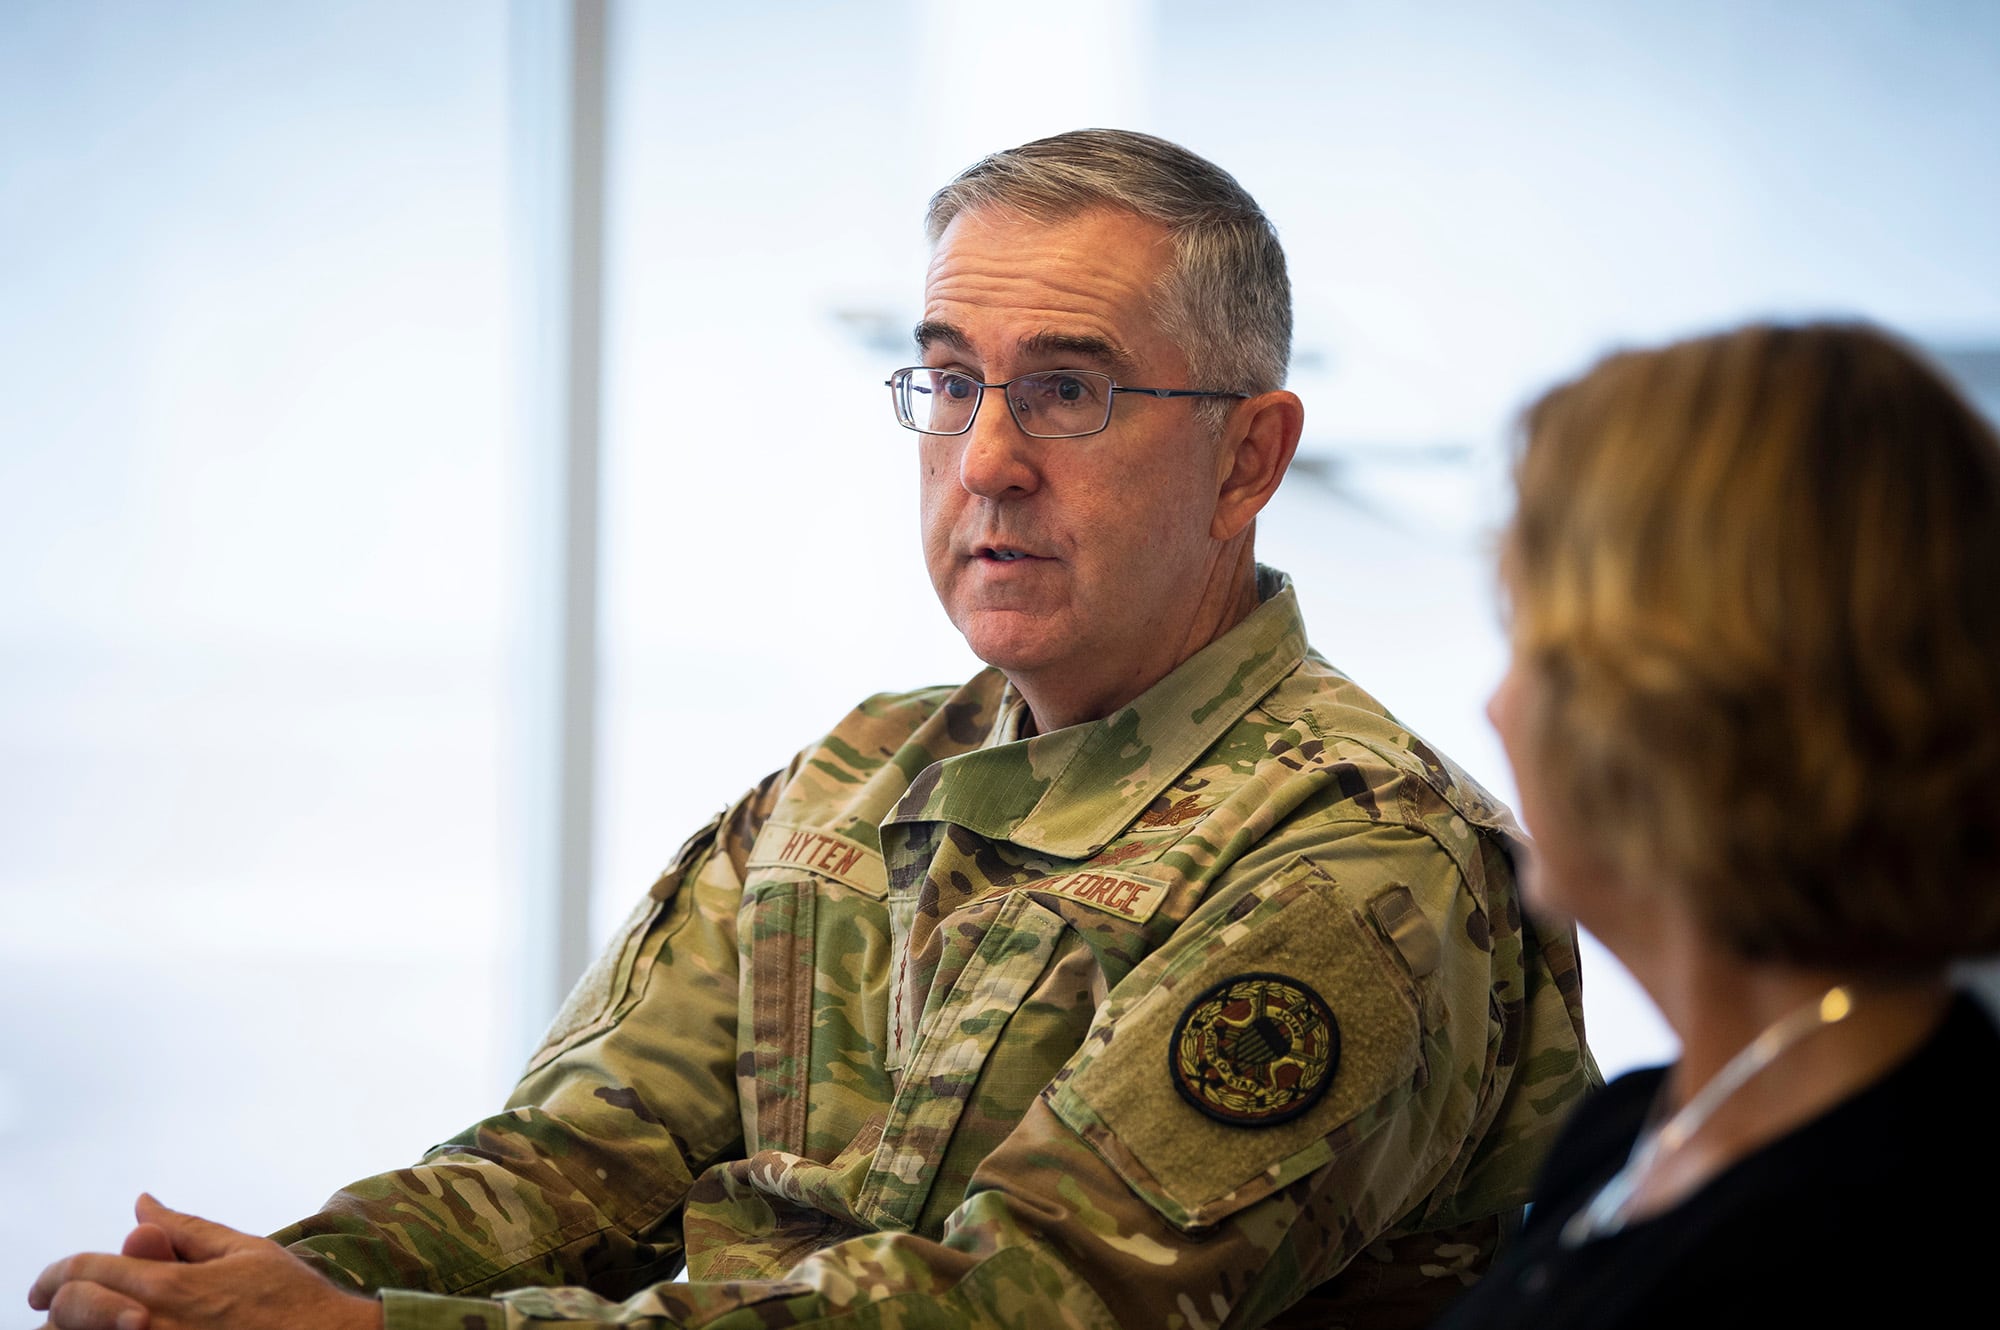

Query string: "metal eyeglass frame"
[[885, 366, 1248, 440]]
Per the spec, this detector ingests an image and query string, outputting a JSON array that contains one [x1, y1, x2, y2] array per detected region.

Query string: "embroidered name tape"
[[1030, 870, 1169, 923], [747, 820, 887, 898]]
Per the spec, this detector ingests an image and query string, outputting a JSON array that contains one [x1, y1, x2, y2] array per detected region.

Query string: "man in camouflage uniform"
[[32, 129, 1595, 1330]]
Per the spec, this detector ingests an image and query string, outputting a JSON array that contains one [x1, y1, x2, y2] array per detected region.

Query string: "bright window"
[[0, 0, 512, 1293]]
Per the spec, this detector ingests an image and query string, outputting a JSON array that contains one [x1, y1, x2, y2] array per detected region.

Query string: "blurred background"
[[4, 0, 1998, 1309]]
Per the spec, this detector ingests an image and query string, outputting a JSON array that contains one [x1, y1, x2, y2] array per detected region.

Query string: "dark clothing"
[[1435, 992, 2000, 1328]]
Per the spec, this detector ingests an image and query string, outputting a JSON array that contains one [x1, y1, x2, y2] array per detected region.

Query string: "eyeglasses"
[[885, 367, 1247, 440]]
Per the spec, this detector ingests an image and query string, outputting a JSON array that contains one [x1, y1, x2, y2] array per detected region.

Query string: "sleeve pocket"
[[523, 810, 725, 1075], [1047, 856, 1427, 1232]]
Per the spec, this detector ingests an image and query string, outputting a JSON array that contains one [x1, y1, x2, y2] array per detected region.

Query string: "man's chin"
[[965, 641, 1064, 680], [955, 615, 1069, 680]]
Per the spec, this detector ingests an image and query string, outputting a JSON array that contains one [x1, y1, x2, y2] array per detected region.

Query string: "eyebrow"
[[911, 321, 1142, 380], [1019, 331, 1141, 379], [913, 319, 969, 357]]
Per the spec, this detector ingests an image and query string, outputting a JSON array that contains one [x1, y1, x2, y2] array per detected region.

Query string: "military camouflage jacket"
[[276, 569, 1596, 1330]]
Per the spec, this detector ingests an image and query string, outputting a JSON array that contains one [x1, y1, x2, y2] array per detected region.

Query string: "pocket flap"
[[1048, 859, 1427, 1231]]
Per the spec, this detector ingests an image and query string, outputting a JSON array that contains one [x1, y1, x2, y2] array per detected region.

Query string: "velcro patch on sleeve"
[[1050, 857, 1426, 1231]]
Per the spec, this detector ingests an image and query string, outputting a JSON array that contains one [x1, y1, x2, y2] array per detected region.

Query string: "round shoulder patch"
[[1170, 972, 1341, 1126]]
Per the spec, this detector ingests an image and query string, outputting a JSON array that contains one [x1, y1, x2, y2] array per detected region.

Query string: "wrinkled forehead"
[[918, 205, 1183, 378], [924, 201, 1176, 277]]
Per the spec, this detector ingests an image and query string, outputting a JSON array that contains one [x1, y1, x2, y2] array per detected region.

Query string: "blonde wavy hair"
[[1504, 322, 2000, 968]]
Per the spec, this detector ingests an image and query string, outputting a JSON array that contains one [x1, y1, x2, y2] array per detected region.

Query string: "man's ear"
[[1211, 390, 1305, 541]]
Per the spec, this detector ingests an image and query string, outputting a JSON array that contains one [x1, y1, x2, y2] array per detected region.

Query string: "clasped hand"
[[29, 1194, 381, 1330]]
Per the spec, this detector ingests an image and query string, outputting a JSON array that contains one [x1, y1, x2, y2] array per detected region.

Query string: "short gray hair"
[[926, 129, 1292, 411]]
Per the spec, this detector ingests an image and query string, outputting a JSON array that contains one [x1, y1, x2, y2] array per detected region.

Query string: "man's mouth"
[[978, 545, 1038, 563]]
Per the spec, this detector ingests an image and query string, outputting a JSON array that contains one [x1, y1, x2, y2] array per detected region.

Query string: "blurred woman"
[[1438, 322, 2000, 1328]]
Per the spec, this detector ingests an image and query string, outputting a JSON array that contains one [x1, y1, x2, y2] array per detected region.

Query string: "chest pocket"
[[856, 890, 1069, 1232], [738, 819, 890, 1157], [1047, 855, 1430, 1235]]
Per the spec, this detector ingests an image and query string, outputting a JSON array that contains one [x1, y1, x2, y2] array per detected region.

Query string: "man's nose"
[[956, 389, 1041, 498]]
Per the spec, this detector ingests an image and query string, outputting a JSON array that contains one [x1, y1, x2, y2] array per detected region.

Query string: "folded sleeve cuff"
[[381, 1289, 511, 1330]]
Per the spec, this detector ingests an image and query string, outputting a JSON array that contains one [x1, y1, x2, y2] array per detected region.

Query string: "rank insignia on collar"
[[1170, 973, 1340, 1126]]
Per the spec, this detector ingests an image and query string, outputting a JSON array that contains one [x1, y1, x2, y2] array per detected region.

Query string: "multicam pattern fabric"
[[273, 568, 1598, 1330]]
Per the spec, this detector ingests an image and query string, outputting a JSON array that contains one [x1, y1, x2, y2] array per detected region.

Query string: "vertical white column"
[[506, 0, 607, 1065]]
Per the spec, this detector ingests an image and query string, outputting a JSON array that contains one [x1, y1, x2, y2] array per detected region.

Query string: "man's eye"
[[942, 376, 976, 401], [1035, 374, 1105, 408]]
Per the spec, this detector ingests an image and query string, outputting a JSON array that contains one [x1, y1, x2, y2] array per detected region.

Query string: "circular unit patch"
[[1170, 972, 1341, 1126]]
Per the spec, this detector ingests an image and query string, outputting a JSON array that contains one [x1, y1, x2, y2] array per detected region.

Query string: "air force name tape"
[[1170, 972, 1340, 1126]]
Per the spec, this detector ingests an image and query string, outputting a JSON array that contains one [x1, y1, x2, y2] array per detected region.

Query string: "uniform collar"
[[886, 566, 1308, 859]]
